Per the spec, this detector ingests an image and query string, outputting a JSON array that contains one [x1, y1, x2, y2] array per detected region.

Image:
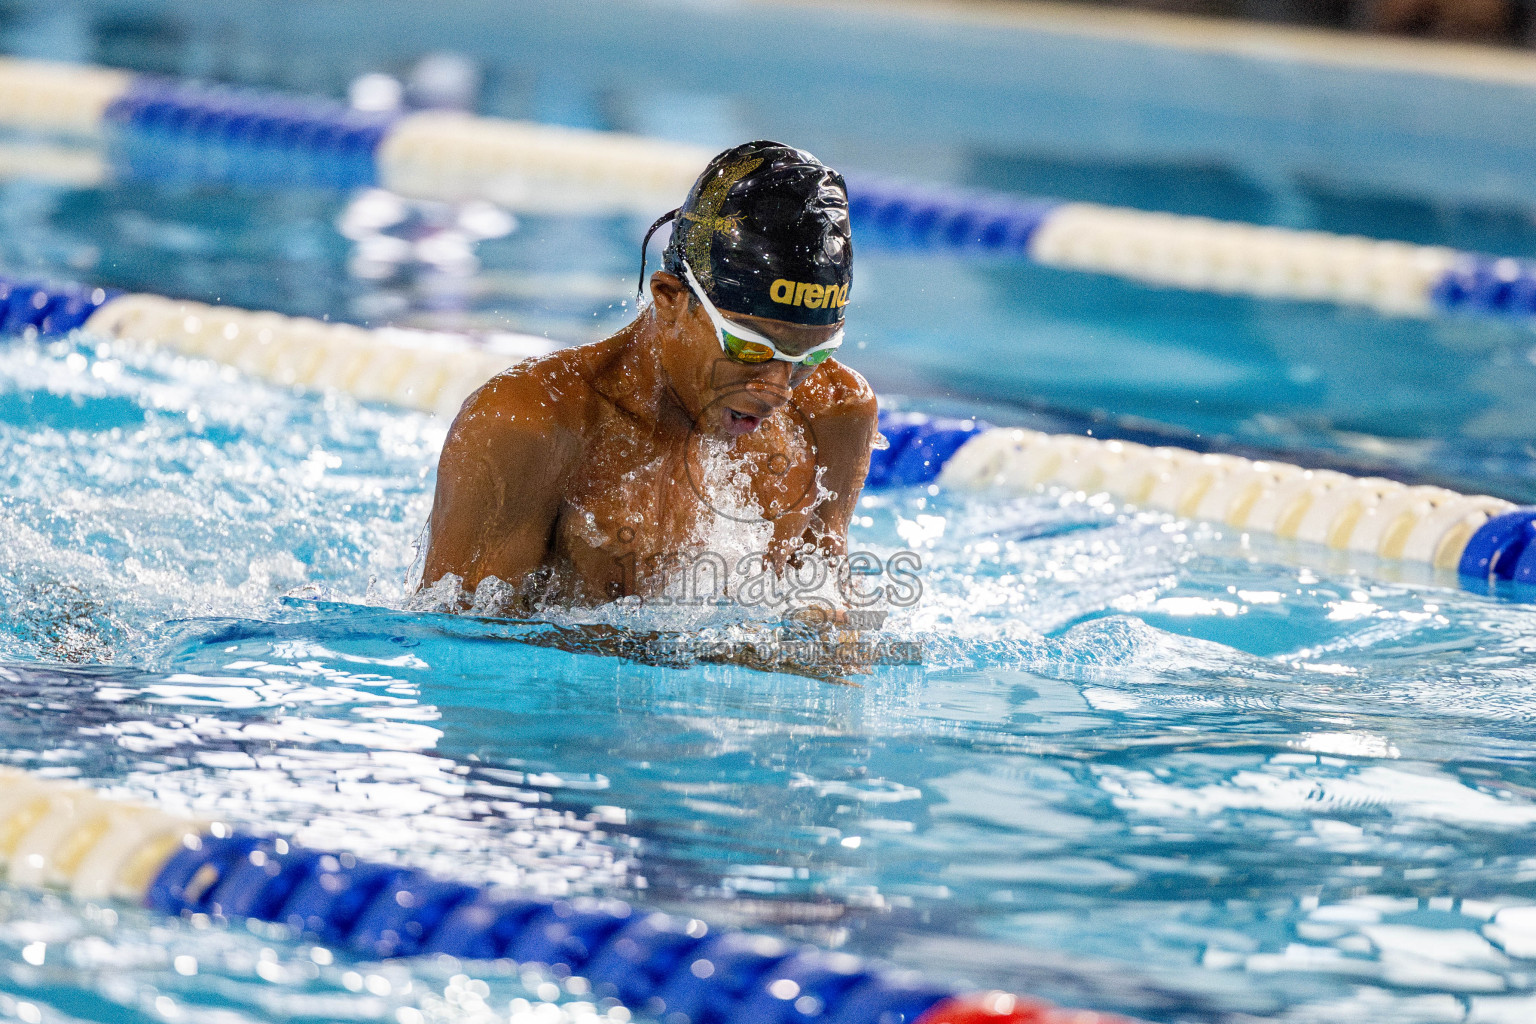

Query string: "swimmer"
[[420, 141, 877, 614]]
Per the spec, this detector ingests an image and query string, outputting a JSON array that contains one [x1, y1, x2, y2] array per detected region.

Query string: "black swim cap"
[[641, 141, 852, 328]]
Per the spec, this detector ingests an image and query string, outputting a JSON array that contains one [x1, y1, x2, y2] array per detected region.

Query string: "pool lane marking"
[[64, 285, 1535, 578], [83, 292, 558, 418], [877, 413, 1529, 578], [0, 57, 1533, 321], [0, 761, 1137, 1024]]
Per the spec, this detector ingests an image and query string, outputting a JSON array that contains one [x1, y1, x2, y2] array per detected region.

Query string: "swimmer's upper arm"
[[804, 364, 879, 556], [421, 372, 577, 596]]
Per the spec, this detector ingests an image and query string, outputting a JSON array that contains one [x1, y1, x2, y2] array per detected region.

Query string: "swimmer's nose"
[[719, 361, 795, 417], [745, 359, 794, 393], [730, 387, 787, 419], [740, 375, 793, 412]]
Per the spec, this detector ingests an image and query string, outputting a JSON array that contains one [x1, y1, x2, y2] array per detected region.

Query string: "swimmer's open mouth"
[[724, 408, 762, 436]]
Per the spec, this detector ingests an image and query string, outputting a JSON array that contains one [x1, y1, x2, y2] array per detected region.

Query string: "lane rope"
[[874, 412, 1532, 586], [0, 270, 1518, 588], [0, 57, 1532, 320], [80, 290, 558, 419], [0, 725, 1134, 1024]]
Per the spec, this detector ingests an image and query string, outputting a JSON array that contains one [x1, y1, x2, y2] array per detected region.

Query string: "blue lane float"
[[1457, 507, 1536, 586], [1430, 255, 1536, 319], [843, 176, 1061, 257], [134, 828, 1115, 1024], [103, 77, 396, 189], [5, 268, 1536, 606], [3, 56, 1534, 322], [866, 411, 990, 489], [0, 278, 118, 337]]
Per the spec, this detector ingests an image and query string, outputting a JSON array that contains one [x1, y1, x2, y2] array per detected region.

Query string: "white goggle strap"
[[680, 260, 776, 349], [680, 261, 843, 364]]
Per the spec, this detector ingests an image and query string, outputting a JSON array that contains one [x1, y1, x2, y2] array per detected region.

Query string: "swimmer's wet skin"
[[421, 141, 877, 609]]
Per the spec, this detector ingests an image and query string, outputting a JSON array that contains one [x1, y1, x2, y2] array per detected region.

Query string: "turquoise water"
[[5, 1, 1536, 500], [19, 181, 1536, 501], [6, 334, 1536, 1023], [3, 2, 1536, 1022]]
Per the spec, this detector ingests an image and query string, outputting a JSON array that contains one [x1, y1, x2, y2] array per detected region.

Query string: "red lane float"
[[917, 991, 1141, 1024]]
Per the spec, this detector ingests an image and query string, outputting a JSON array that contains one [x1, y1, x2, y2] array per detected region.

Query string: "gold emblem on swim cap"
[[684, 157, 762, 290], [680, 211, 745, 234]]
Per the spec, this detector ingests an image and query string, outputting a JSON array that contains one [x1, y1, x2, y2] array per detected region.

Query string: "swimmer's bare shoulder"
[[421, 344, 612, 593], [803, 356, 877, 424]]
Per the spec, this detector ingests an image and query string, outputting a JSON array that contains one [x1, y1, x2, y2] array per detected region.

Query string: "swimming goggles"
[[679, 259, 843, 369]]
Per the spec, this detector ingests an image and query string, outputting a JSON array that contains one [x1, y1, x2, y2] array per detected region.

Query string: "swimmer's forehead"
[[718, 307, 842, 354]]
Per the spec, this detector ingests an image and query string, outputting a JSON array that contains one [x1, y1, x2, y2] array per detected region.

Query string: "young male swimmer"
[[419, 141, 878, 611]]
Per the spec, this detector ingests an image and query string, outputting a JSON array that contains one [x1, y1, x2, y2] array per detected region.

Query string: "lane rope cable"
[[0, 762, 1131, 1024], [0, 271, 1519, 591], [0, 57, 1528, 321]]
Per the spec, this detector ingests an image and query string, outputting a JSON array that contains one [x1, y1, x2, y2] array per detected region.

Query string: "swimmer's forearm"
[[807, 392, 879, 545]]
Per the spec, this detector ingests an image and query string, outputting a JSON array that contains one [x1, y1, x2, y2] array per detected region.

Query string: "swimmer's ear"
[[649, 271, 690, 322]]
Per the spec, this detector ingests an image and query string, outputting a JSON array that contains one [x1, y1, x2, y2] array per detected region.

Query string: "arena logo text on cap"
[[771, 279, 849, 310]]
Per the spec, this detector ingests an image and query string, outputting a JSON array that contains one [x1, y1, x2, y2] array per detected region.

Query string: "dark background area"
[[1054, 0, 1534, 44]]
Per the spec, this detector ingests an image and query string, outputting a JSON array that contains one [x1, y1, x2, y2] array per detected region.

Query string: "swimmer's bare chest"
[[547, 410, 820, 602]]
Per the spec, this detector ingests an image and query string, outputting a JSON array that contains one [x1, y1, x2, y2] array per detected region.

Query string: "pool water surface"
[[3, 336, 1536, 1023], [2, 2, 1536, 1022]]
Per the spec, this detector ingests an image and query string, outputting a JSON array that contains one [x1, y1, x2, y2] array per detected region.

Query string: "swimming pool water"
[[14, 178, 1536, 504], [5, 2, 1536, 1022], [6, 333, 1536, 1023]]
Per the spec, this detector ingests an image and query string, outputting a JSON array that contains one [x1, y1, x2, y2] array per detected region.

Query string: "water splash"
[[11, 339, 1536, 1020]]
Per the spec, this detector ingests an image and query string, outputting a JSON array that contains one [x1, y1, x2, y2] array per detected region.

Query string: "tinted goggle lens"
[[723, 331, 836, 368], [723, 333, 776, 363]]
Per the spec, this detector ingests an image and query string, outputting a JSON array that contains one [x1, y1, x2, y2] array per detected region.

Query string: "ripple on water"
[[6, 342, 1536, 1020]]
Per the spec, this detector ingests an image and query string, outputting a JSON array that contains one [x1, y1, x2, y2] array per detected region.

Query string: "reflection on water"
[[8, 340, 1536, 1022]]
